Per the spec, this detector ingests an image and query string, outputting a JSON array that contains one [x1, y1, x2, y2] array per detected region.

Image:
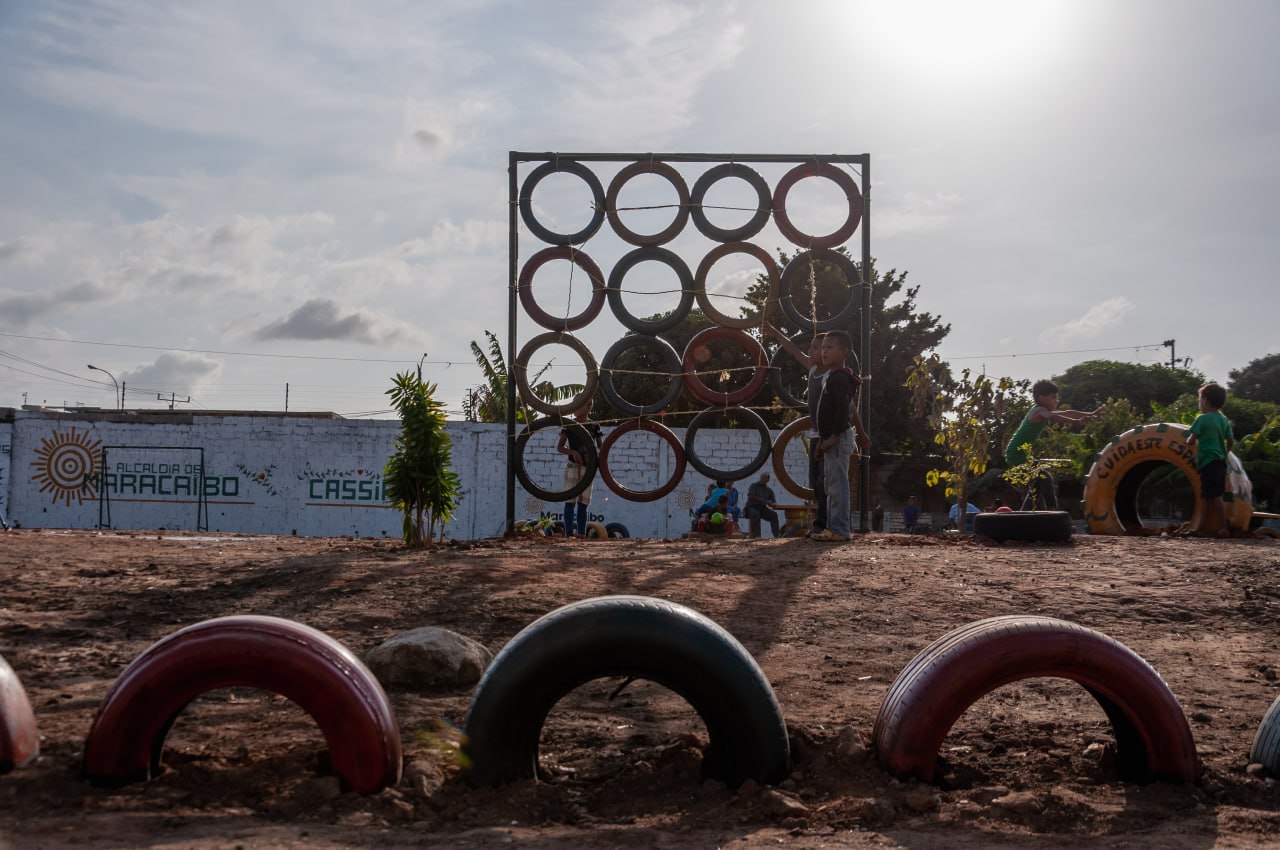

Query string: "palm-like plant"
[[463, 330, 586, 423]]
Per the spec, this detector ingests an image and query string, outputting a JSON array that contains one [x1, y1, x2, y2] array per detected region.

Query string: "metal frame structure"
[[506, 151, 872, 535]]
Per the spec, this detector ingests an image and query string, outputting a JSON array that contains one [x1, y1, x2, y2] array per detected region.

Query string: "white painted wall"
[[0, 411, 811, 539]]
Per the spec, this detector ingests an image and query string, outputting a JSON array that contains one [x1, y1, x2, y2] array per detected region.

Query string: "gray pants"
[[822, 430, 855, 536]]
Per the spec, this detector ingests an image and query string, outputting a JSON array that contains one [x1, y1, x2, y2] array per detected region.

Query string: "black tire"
[[606, 246, 695, 335], [463, 595, 789, 788], [1250, 695, 1280, 773], [519, 160, 606, 246], [599, 334, 683, 417], [767, 333, 814, 409], [605, 522, 631, 539], [514, 418, 597, 503], [689, 164, 772, 242], [777, 248, 861, 332], [972, 510, 1073, 543], [684, 406, 772, 482]]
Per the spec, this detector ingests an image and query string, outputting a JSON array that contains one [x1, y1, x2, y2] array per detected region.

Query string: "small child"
[[1004, 379, 1102, 510], [1184, 382, 1235, 538], [810, 331, 870, 541]]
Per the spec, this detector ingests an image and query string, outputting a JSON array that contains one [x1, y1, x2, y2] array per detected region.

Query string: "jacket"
[[815, 369, 859, 438]]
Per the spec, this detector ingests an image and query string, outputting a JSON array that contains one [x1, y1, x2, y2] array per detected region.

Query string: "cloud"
[[252, 298, 426, 345], [1045, 296, 1135, 341], [120, 351, 223, 401], [0, 281, 114, 329], [877, 192, 965, 239]]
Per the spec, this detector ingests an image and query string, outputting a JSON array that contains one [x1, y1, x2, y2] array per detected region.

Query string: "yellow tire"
[[584, 521, 609, 540], [1082, 422, 1252, 535]]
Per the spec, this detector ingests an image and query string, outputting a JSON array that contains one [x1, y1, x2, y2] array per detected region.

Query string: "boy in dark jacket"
[[810, 332, 870, 541]]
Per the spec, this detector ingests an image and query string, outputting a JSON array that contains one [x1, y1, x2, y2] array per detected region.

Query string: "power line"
[[947, 343, 1167, 362]]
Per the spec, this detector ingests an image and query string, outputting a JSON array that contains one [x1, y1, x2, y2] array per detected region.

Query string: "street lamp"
[[87, 364, 121, 410]]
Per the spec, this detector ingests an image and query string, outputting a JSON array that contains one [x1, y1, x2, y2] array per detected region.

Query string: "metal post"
[[505, 152, 519, 536], [858, 156, 872, 533], [87, 365, 120, 410]]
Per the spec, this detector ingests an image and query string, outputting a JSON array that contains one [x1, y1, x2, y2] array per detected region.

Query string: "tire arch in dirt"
[[1082, 422, 1253, 535], [82, 615, 402, 794], [1249, 694, 1280, 774], [0, 653, 39, 773], [462, 595, 790, 789], [872, 615, 1200, 785]]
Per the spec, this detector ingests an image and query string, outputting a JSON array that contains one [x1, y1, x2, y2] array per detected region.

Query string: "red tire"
[[872, 615, 1199, 784], [681, 327, 768, 406], [0, 654, 39, 773], [83, 615, 402, 793], [598, 418, 686, 502], [772, 161, 863, 249]]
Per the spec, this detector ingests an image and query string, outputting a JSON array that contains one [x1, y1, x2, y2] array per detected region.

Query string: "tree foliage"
[[1053, 360, 1204, 417], [385, 371, 460, 546], [906, 354, 1021, 510], [1228, 353, 1280, 405], [463, 330, 583, 424], [1236, 415, 1280, 510]]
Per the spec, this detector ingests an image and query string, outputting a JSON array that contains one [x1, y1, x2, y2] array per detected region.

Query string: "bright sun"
[[857, 0, 1071, 83]]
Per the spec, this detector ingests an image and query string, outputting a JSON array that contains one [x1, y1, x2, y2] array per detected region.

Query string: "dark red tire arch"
[[0, 654, 39, 773], [681, 327, 768, 406], [82, 615, 402, 793], [463, 595, 789, 788], [518, 246, 607, 332], [606, 160, 690, 246], [772, 161, 863, 249], [872, 615, 1199, 785], [599, 418, 686, 502], [770, 416, 814, 501], [512, 332, 600, 417], [693, 241, 779, 330]]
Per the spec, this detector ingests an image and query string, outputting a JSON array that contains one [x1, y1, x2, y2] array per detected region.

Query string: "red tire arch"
[[606, 160, 690, 246], [772, 161, 863, 249], [681, 327, 768, 406], [693, 241, 779, 330], [0, 654, 39, 773], [82, 615, 402, 793], [517, 246, 607, 332], [872, 615, 1200, 785], [599, 418, 687, 502]]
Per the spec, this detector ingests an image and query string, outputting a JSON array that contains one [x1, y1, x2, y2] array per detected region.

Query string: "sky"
[[1, 0, 1276, 418]]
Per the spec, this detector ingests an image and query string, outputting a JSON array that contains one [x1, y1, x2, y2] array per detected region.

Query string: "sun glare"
[[857, 0, 1071, 84]]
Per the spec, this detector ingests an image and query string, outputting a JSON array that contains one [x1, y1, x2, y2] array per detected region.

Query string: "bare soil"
[[2, 528, 1279, 849]]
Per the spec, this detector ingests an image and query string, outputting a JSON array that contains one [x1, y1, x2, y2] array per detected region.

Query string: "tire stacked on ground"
[[972, 510, 1074, 543]]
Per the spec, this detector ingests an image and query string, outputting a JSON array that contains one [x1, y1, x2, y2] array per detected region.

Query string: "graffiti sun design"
[[31, 428, 102, 506]]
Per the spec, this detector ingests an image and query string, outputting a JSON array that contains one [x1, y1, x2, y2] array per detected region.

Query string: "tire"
[[1082, 423, 1254, 534], [772, 161, 863, 249], [519, 159, 606, 246], [693, 242, 779, 330], [598, 418, 686, 502], [462, 595, 789, 788], [872, 615, 1200, 785], [0, 654, 39, 773], [599, 334, 683, 417], [605, 522, 631, 539], [1249, 695, 1280, 773], [518, 246, 607, 332], [606, 246, 694, 335], [770, 417, 814, 501], [512, 332, 599, 417], [689, 164, 772, 242], [514, 418, 597, 503], [82, 615, 402, 793], [684, 406, 772, 482], [767, 333, 814, 410], [777, 249, 861, 332], [584, 521, 608, 540], [605, 161, 690, 246], [681, 327, 768, 407], [972, 510, 1073, 543]]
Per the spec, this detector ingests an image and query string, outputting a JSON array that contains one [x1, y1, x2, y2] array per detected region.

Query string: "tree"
[[385, 371, 460, 547], [1053, 360, 1203, 417], [1236, 415, 1280, 511], [906, 354, 1021, 514], [463, 330, 583, 424], [744, 251, 951, 447], [1228, 353, 1280, 405]]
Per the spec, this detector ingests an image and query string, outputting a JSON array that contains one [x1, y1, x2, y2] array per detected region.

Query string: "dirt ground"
[[2, 527, 1279, 849]]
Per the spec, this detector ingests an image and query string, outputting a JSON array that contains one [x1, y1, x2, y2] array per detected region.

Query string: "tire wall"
[[1082, 422, 1253, 535]]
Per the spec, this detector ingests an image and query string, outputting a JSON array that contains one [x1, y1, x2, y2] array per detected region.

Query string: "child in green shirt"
[[1184, 382, 1235, 538]]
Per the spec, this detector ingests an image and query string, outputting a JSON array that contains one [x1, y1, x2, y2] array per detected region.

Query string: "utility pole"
[[1163, 339, 1192, 370], [156, 392, 191, 410]]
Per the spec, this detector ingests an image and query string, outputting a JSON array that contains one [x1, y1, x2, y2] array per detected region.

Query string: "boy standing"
[[1004, 379, 1102, 510], [810, 331, 870, 541], [1185, 382, 1235, 538]]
